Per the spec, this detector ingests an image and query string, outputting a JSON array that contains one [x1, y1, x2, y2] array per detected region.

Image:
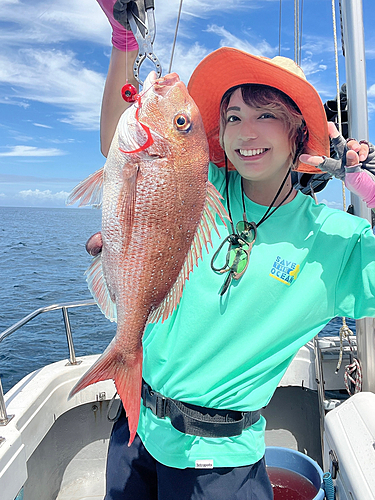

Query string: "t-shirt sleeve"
[[335, 223, 375, 319], [208, 162, 226, 193]]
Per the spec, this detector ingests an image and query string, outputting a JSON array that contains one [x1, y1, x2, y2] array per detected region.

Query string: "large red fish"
[[67, 72, 228, 444]]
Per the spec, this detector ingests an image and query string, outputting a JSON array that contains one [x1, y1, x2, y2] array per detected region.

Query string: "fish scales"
[[67, 71, 228, 444]]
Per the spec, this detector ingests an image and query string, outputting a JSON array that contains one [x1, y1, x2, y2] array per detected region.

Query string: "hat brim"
[[187, 47, 329, 174]]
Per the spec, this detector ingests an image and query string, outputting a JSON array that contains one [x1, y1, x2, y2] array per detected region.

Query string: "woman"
[[95, 2, 375, 499]]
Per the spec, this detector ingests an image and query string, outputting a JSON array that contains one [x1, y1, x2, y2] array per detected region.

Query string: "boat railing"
[[0, 299, 96, 425]]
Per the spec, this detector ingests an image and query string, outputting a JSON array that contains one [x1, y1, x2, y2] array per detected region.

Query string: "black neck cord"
[[225, 154, 294, 232]]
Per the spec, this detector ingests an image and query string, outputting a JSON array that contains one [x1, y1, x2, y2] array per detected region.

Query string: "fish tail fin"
[[69, 345, 143, 446], [114, 349, 143, 446]]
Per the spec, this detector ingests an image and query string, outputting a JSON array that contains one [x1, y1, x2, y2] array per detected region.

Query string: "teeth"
[[239, 148, 267, 157]]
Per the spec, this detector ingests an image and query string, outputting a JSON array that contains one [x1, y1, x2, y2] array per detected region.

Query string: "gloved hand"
[[113, 0, 146, 36], [96, 0, 138, 51], [299, 122, 375, 208]]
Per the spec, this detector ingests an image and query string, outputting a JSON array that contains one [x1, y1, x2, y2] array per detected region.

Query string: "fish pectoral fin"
[[85, 255, 117, 322], [148, 182, 229, 325], [117, 164, 139, 228], [67, 167, 104, 207]]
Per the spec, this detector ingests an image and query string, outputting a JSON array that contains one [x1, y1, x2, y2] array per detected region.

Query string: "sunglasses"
[[211, 220, 257, 295]]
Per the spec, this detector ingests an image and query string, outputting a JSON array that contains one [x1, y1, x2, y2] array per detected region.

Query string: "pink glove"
[[345, 166, 375, 208], [97, 0, 138, 52]]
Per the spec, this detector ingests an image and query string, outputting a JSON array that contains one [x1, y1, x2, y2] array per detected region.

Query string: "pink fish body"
[[67, 72, 228, 444]]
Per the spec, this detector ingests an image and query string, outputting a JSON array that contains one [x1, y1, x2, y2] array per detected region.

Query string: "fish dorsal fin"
[[66, 167, 104, 207], [85, 255, 117, 322], [148, 181, 229, 324]]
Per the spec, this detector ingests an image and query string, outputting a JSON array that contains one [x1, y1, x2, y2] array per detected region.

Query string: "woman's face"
[[222, 89, 292, 185]]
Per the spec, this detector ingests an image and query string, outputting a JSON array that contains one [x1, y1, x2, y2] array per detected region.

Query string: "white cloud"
[[0, 0, 110, 47], [205, 25, 275, 56], [33, 123, 53, 129], [0, 48, 105, 129], [319, 198, 344, 210], [18, 189, 69, 200], [368, 84, 375, 97], [0, 145, 66, 156]]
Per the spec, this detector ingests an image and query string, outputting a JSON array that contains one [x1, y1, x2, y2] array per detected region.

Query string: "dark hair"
[[219, 84, 308, 168]]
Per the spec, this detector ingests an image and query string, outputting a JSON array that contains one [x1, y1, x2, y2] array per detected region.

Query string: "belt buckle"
[[142, 382, 167, 419]]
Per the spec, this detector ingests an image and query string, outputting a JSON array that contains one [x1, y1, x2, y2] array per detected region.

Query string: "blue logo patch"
[[269, 256, 300, 285]]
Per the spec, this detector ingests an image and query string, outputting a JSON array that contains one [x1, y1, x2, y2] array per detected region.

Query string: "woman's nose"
[[238, 120, 258, 140]]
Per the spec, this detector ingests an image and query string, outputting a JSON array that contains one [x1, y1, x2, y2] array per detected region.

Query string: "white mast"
[[341, 0, 375, 392]]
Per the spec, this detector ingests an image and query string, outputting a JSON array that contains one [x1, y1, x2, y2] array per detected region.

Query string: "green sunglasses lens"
[[236, 221, 256, 244], [227, 245, 249, 275]]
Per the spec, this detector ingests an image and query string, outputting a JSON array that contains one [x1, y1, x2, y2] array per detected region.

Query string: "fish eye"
[[174, 113, 191, 131]]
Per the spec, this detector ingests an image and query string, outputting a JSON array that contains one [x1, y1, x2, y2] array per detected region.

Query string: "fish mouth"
[[143, 71, 181, 97]]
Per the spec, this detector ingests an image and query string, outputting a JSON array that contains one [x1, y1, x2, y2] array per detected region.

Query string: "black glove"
[[113, 0, 147, 35], [318, 135, 347, 181], [319, 135, 375, 181]]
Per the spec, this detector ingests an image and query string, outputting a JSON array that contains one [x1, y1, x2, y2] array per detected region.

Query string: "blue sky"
[[0, 0, 374, 209]]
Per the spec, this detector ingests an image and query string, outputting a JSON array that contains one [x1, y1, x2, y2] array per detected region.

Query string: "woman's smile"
[[236, 147, 269, 159]]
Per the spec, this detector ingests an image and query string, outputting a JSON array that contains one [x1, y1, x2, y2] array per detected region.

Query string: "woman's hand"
[[96, 0, 138, 51], [299, 122, 369, 179], [299, 122, 375, 208]]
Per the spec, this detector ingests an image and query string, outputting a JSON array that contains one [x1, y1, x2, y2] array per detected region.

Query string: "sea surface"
[[0, 206, 355, 394]]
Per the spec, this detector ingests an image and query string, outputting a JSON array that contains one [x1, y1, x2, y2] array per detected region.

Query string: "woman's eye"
[[227, 115, 240, 123], [259, 112, 276, 119]]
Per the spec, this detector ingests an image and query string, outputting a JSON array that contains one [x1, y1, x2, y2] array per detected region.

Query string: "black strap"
[[141, 380, 261, 438]]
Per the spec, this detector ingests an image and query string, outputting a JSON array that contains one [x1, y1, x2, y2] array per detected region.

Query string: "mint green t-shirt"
[[137, 162, 375, 469]]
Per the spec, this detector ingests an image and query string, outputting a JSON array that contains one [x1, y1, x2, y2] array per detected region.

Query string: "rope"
[[278, 0, 282, 56], [344, 358, 362, 395], [339, 0, 345, 57], [168, 0, 184, 73], [294, 0, 298, 63], [330, 0, 357, 380], [292, 0, 303, 65], [331, 0, 348, 213], [299, 0, 304, 66], [335, 319, 362, 395]]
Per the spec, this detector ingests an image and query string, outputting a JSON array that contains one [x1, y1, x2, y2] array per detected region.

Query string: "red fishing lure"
[[121, 83, 138, 103]]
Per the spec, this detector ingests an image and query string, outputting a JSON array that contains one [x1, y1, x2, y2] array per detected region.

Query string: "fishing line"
[[169, 0, 184, 73], [121, 15, 138, 103]]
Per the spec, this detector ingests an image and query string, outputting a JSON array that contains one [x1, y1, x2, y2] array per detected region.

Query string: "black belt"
[[141, 380, 261, 438]]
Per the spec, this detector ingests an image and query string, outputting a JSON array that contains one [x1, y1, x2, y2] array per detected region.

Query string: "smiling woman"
[[86, 38, 375, 500], [220, 86, 299, 201]]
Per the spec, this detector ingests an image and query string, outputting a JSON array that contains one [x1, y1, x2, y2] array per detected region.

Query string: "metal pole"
[[341, 0, 375, 392], [0, 379, 13, 425], [62, 307, 79, 365], [313, 337, 326, 459]]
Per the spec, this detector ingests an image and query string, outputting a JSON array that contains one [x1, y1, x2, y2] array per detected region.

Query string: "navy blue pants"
[[105, 412, 274, 500]]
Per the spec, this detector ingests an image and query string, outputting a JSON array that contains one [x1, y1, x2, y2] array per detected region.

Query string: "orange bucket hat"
[[187, 47, 329, 174]]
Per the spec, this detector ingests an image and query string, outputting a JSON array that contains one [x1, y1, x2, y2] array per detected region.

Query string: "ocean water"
[[0, 206, 114, 394], [0, 206, 354, 394]]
